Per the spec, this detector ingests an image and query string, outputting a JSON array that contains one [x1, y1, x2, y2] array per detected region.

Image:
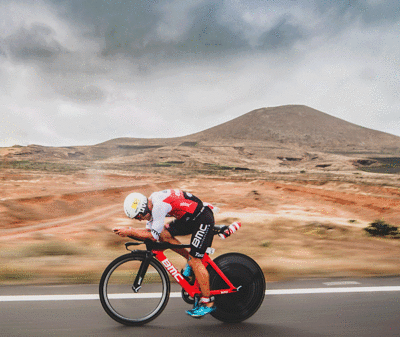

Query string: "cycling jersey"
[[147, 189, 203, 240], [147, 189, 215, 258]]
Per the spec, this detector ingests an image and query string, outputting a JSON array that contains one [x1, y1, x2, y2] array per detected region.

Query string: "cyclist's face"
[[135, 212, 151, 221]]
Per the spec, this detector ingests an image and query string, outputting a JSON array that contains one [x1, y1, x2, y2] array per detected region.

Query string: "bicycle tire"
[[99, 252, 170, 326], [208, 252, 265, 323]]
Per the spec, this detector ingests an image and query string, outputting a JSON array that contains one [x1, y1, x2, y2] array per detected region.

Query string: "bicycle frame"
[[152, 249, 239, 298], [126, 239, 239, 298]]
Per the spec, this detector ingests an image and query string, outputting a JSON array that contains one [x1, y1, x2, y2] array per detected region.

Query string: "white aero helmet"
[[124, 192, 149, 219]]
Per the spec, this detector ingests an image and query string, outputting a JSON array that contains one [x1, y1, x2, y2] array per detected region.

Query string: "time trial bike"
[[99, 224, 265, 326]]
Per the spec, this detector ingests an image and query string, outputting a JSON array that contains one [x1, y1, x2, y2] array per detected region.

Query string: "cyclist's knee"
[[187, 256, 201, 268]]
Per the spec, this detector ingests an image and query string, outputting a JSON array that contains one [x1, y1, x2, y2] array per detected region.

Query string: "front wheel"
[[99, 252, 170, 326], [208, 252, 265, 323]]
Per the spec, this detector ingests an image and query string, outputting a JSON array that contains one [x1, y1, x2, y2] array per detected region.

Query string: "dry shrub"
[[364, 219, 400, 238], [19, 240, 85, 257], [300, 222, 349, 239], [0, 265, 34, 282]]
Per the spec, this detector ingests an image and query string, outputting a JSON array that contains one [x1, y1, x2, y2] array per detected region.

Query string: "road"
[[1, 277, 400, 337]]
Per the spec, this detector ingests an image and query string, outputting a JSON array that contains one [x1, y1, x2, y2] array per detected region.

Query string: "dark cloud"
[[52, 0, 163, 56], [62, 85, 106, 103], [175, 2, 249, 54], [96, 1, 249, 59], [5, 23, 67, 62], [257, 18, 305, 51], [315, 0, 400, 27], [27, 0, 400, 62], [19, 1, 308, 64], [359, 1, 400, 26], [0, 0, 399, 146]]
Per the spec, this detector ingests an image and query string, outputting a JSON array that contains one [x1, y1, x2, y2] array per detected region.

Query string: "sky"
[[0, 0, 399, 147]]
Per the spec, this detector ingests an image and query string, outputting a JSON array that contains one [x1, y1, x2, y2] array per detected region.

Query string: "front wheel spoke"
[[99, 254, 170, 326]]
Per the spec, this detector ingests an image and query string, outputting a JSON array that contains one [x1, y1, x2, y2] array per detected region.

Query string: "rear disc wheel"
[[208, 253, 265, 323]]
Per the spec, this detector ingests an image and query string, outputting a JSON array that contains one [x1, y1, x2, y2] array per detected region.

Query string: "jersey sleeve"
[[148, 194, 172, 240]]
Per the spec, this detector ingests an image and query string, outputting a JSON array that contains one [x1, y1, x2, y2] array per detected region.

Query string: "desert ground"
[[1, 167, 400, 285], [1, 106, 400, 284]]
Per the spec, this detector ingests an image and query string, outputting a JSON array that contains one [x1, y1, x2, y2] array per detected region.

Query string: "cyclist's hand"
[[113, 227, 131, 237]]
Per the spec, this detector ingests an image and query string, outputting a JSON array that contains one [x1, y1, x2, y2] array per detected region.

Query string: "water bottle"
[[219, 222, 241, 239]]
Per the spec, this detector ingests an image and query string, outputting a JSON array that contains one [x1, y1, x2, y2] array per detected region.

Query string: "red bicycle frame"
[[152, 249, 239, 298]]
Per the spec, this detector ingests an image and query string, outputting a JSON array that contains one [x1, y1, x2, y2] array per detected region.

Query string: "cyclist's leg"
[[159, 229, 190, 259], [188, 256, 212, 302], [187, 208, 215, 308]]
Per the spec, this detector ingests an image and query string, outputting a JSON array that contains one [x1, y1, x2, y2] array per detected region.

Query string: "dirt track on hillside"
[[1, 172, 399, 239], [1, 170, 400, 283]]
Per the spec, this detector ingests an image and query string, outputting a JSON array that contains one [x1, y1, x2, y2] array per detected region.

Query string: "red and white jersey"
[[147, 189, 202, 240]]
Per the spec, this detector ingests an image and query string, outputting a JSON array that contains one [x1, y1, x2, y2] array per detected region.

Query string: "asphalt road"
[[1, 277, 400, 337]]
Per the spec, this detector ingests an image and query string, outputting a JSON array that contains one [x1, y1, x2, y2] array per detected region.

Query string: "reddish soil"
[[2, 170, 400, 284], [1, 171, 399, 238]]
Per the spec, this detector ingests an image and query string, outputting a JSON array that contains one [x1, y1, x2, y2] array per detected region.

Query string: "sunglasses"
[[134, 213, 145, 220]]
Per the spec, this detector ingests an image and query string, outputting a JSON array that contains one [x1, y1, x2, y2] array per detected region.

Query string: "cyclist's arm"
[[113, 227, 154, 240], [149, 200, 172, 241]]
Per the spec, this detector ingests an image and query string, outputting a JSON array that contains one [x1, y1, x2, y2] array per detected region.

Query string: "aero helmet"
[[124, 193, 149, 219]]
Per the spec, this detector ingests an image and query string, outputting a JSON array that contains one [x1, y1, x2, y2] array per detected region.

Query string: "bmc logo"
[[192, 224, 209, 248], [161, 258, 184, 282]]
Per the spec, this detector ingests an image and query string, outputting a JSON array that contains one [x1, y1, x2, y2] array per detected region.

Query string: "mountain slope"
[[187, 105, 400, 153], [3, 105, 399, 177]]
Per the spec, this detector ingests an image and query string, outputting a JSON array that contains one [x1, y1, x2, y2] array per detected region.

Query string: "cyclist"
[[113, 189, 216, 318]]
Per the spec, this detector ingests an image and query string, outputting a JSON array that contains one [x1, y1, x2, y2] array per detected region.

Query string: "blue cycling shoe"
[[182, 263, 193, 278], [186, 305, 216, 319]]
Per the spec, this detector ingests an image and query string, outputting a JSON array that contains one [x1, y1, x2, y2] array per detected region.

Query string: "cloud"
[[0, 0, 399, 147], [256, 17, 305, 51], [5, 23, 66, 62]]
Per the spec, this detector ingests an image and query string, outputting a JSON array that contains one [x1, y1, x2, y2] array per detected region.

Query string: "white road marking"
[[323, 281, 360, 286], [1, 286, 400, 302], [265, 286, 400, 295], [1, 294, 100, 302], [0, 293, 180, 302]]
